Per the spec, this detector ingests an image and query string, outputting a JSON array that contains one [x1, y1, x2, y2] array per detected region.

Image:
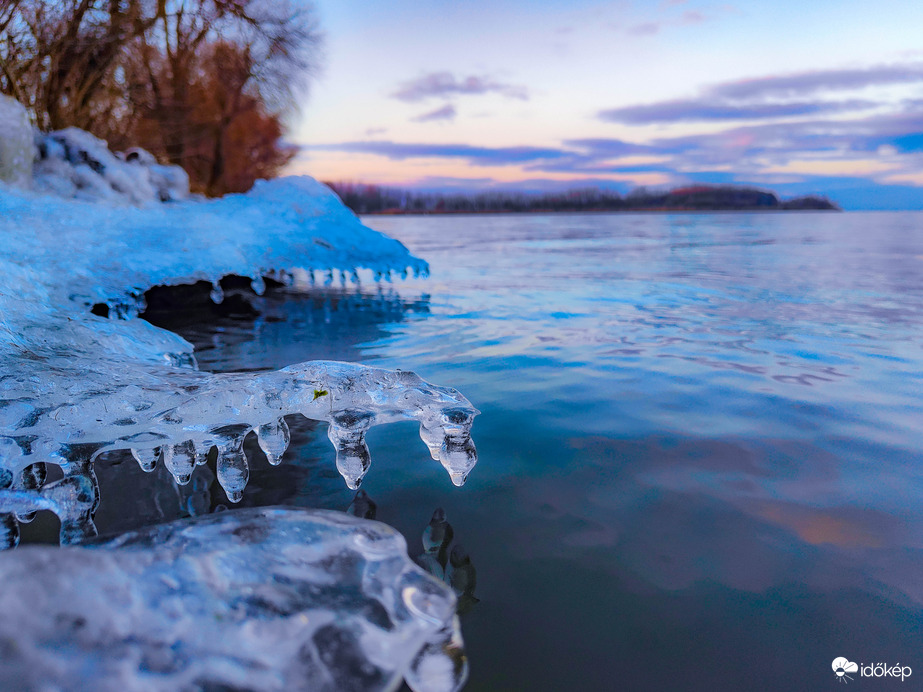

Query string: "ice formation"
[[0, 507, 468, 692], [0, 95, 33, 187], [33, 127, 190, 204], [0, 106, 478, 548]]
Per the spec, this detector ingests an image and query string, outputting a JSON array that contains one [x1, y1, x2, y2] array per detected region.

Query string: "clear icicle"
[[210, 281, 225, 304], [327, 409, 374, 490], [257, 418, 290, 466], [131, 447, 159, 472], [217, 444, 249, 503], [163, 441, 195, 485]]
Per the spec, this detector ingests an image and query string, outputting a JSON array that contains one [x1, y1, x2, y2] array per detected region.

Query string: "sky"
[[289, 0, 923, 209]]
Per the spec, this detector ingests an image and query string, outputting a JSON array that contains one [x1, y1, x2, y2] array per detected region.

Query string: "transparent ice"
[[0, 507, 468, 692]]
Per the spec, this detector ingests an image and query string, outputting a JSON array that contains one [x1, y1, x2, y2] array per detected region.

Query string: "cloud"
[[306, 141, 567, 166], [364, 127, 387, 137], [412, 104, 457, 123], [597, 62, 923, 125], [599, 99, 876, 124], [303, 100, 923, 203], [391, 72, 529, 103], [563, 138, 656, 156], [627, 22, 660, 36], [712, 63, 923, 100]]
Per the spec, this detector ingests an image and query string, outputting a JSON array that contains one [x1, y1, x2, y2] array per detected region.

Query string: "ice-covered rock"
[[33, 128, 189, 204], [0, 128, 476, 547], [0, 507, 468, 692], [0, 95, 33, 188]]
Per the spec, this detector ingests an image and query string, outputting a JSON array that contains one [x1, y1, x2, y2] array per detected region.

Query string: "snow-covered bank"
[[0, 136, 476, 525]]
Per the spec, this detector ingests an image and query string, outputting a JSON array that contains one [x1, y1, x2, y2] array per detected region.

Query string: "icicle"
[[257, 418, 290, 466], [419, 424, 443, 461], [210, 281, 225, 304], [162, 441, 195, 485], [15, 462, 46, 523], [251, 275, 266, 296], [327, 410, 374, 490], [438, 436, 477, 488], [217, 444, 249, 503], [130, 447, 159, 472], [195, 445, 217, 466]]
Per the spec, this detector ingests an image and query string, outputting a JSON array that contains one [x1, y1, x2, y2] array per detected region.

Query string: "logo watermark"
[[832, 657, 912, 683]]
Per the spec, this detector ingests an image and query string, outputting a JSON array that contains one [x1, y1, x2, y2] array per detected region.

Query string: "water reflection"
[[144, 278, 431, 372], [414, 507, 479, 615]]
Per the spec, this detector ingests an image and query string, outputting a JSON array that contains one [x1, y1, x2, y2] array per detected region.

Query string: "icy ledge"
[[0, 109, 477, 547], [0, 507, 468, 692], [0, 359, 479, 545]]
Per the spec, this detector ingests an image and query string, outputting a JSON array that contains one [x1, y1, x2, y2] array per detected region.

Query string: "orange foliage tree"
[[1, 0, 320, 195]]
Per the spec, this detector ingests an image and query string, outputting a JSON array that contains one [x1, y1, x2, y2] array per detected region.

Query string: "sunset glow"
[[292, 0, 923, 208]]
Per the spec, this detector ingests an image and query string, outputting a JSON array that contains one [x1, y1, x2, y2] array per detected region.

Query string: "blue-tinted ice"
[[0, 94, 477, 689], [0, 100, 477, 545], [0, 507, 467, 692]]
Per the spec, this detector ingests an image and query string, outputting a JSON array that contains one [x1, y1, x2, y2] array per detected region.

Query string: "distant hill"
[[325, 182, 840, 215]]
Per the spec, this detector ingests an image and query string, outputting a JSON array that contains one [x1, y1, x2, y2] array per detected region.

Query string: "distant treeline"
[[325, 183, 839, 215]]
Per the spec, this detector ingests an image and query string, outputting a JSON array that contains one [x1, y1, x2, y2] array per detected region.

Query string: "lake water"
[[94, 212, 923, 690]]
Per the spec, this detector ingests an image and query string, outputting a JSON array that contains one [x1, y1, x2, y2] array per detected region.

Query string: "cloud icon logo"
[[832, 658, 858, 683]]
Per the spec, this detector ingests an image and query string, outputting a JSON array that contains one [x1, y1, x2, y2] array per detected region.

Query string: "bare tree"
[[1, 0, 321, 194]]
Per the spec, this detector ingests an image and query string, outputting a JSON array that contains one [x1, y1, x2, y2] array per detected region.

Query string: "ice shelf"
[[0, 110, 477, 547], [0, 507, 468, 692]]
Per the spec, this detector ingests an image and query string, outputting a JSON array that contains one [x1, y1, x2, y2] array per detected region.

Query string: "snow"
[[0, 507, 467, 692], [33, 127, 190, 204]]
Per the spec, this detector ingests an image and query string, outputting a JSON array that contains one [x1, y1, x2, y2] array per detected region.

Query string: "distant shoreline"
[[327, 182, 840, 215], [361, 206, 841, 216]]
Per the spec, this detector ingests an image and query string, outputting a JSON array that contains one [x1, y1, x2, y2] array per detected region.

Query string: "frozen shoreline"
[[0, 96, 476, 691]]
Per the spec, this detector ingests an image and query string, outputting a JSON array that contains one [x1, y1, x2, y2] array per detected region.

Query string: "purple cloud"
[[599, 99, 875, 124], [628, 22, 661, 36], [563, 138, 656, 156], [392, 72, 529, 102], [307, 141, 567, 165], [598, 62, 923, 126], [412, 104, 457, 123], [712, 63, 923, 99]]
